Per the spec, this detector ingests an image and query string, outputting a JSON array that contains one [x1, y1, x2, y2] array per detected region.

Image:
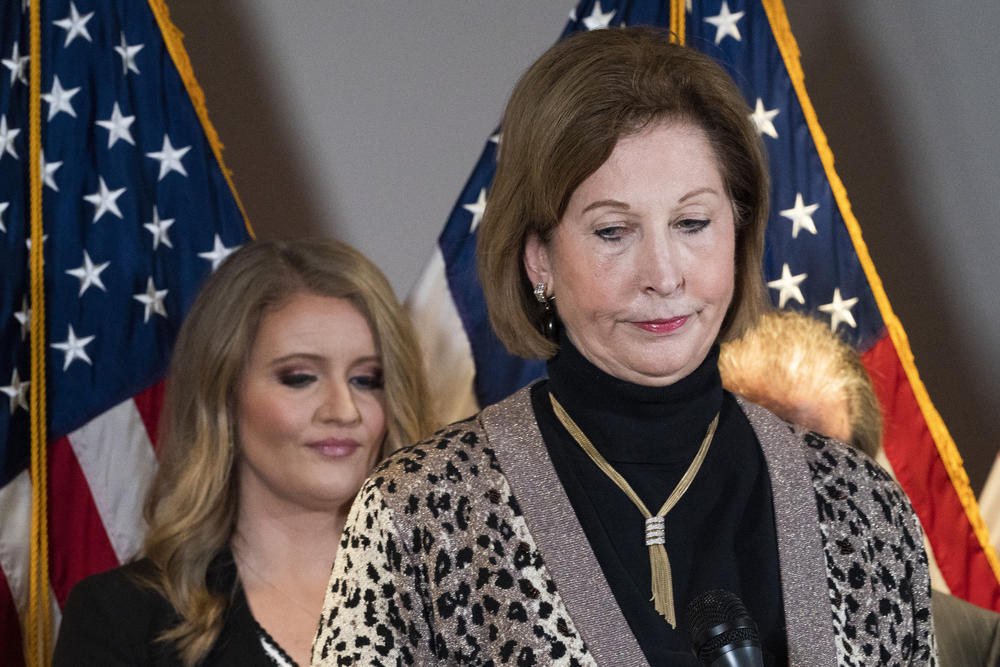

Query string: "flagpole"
[[27, 0, 52, 662]]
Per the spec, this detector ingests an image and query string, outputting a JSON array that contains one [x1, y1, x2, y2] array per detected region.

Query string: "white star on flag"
[[40, 150, 62, 191], [818, 288, 859, 331], [144, 206, 175, 250], [146, 135, 191, 180], [0, 114, 20, 159], [113, 32, 143, 76], [1, 368, 29, 415], [766, 263, 807, 308], [198, 234, 238, 271], [13, 296, 30, 340], [24, 234, 47, 251], [463, 188, 487, 232], [583, 1, 615, 30], [704, 0, 745, 45], [133, 277, 168, 323], [780, 193, 819, 238], [0, 201, 8, 233], [83, 176, 126, 222], [42, 75, 81, 121], [51, 324, 96, 371], [53, 2, 94, 47], [3, 41, 29, 87], [96, 103, 136, 148], [66, 250, 111, 296], [750, 98, 779, 139]]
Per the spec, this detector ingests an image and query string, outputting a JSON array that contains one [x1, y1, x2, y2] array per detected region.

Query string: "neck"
[[232, 489, 347, 605], [233, 500, 343, 667], [546, 335, 723, 463]]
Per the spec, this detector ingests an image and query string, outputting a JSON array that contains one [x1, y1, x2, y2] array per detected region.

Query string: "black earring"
[[534, 282, 558, 341]]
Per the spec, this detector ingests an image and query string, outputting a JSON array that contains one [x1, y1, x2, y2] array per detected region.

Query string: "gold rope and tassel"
[[550, 394, 717, 627], [669, 0, 686, 46], [27, 0, 52, 663]]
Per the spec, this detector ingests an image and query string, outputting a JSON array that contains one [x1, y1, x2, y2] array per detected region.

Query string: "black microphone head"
[[685, 589, 762, 666]]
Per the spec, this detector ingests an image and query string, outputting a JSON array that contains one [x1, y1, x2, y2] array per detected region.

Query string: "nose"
[[639, 232, 684, 295], [316, 380, 362, 425]]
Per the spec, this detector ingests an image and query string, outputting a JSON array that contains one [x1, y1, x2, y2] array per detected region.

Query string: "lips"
[[632, 315, 689, 333], [307, 438, 361, 458]]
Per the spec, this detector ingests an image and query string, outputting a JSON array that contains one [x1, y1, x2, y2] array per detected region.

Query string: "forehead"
[[252, 292, 376, 360], [568, 121, 726, 204]]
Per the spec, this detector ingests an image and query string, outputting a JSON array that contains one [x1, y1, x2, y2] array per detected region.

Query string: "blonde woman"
[[54, 239, 434, 666]]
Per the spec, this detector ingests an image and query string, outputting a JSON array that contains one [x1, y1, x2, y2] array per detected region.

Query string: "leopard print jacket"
[[312, 388, 936, 666]]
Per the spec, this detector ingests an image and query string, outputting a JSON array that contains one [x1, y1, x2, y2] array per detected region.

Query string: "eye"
[[677, 218, 710, 233], [279, 372, 317, 388], [350, 370, 384, 391], [594, 226, 626, 242]]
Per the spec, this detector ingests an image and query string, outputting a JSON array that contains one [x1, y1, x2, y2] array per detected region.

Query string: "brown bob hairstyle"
[[477, 26, 770, 359]]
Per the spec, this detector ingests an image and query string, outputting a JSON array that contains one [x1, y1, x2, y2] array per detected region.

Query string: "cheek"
[[699, 235, 737, 304], [360, 394, 388, 446], [555, 256, 622, 318], [237, 386, 301, 445]]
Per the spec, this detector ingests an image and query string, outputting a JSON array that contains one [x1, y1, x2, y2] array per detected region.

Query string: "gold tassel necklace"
[[549, 393, 719, 628]]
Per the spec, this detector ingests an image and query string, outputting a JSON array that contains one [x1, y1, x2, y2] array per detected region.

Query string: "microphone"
[[685, 589, 764, 667]]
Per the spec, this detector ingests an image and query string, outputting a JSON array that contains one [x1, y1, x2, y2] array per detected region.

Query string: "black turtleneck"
[[530, 336, 788, 667]]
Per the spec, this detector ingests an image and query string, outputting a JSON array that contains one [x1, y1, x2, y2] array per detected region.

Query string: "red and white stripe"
[[979, 454, 1000, 561], [0, 381, 164, 661]]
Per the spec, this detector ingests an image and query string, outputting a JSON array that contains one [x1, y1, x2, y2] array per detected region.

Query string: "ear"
[[523, 233, 553, 292]]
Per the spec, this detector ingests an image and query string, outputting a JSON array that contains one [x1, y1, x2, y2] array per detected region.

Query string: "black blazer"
[[53, 557, 278, 666]]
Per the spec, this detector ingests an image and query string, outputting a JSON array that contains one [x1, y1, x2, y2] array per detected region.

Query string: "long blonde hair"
[[141, 238, 434, 664]]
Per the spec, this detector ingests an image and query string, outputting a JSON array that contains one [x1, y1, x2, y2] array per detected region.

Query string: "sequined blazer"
[[312, 387, 936, 666]]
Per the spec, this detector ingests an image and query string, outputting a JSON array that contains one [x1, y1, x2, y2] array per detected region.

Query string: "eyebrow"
[[268, 353, 381, 366], [580, 187, 721, 214], [581, 199, 629, 214], [678, 187, 719, 203]]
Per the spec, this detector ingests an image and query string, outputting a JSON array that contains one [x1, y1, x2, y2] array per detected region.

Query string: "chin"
[[617, 362, 687, 386]]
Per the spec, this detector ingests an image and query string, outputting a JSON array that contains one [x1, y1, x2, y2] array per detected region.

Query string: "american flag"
[[980, 458, 1000, 559], [407, 0, 1000, 614], [0, 0, 251, 663]]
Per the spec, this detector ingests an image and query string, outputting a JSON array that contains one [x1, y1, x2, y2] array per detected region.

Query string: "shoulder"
[[365, 393, 521, 497], [54, 560, 180, 666], [738, 396, 909, 522], [933, 591, 1000, 667], [767, 419, 924, 554], [799, 429, 918, 536], [361, 387, 539, 518], [796, 430, 935, 663], [342, 417, 502, 557], [63, 559, 168, 613]]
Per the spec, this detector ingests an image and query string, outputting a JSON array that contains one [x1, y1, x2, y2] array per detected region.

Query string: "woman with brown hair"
[[314, 27, 935, 665], [53, 239, 435, 666]]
